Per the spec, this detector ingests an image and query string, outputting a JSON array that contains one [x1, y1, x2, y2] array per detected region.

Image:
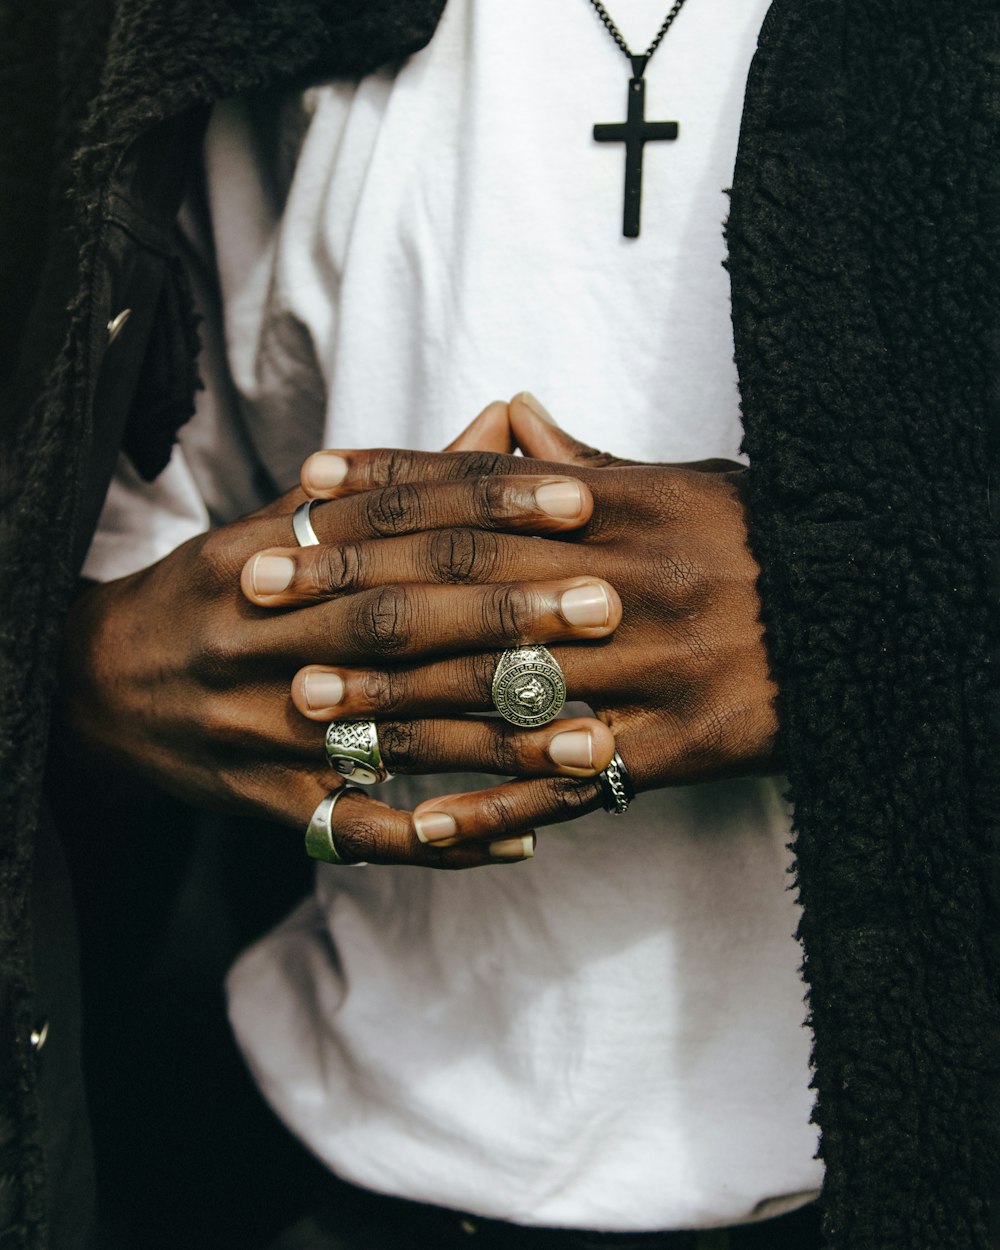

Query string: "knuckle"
[[576, 447, 618, 468], [191, 629, 241, 689], [358, 668, 405, 715], [446, 450, 510, 482], [334, 810, 389, 863], [197, 528, 239, 585], [316, 543, 362, 595], [470, 651, 501, 699], [484, 729, 522, 775], [357, 447, 407, 488], [471, 473, 512, 521], [480, 792, 521, 838], [377, 719, 420, 768], [197, 698, 232, 746], [427, 527, 501, 583], [548, 777, 602, 817], [351, 586, 411, 657], [363, 482, 423, 536], [199, 697, 255, 755], [481, 583, 533, 640], [654, 551, 702, 607], [434, 653, 497, 711], [374, 448, 405, 486]]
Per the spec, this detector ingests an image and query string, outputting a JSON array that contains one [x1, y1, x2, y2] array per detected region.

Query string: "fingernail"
[[304, 672, 345, 710], [489, 834, 536, 861], [518, 392, 558, 426], [548, 729, 594, 770], [560, 584, 610, 627], [304, 453, 348, 491], [414, 811, 458, 845], [535, 480, 583, 518], [252, 554, 295, 595]]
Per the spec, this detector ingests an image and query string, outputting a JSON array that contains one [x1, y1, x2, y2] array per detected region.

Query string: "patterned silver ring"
[[305, 786, 369, 866], [293, 499, 321, 547], [600, 750, 635, 815], [491, 645, 567, 728], [325, 720, 392, 785]]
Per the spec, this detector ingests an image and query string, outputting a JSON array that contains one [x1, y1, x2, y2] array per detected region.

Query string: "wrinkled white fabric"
[[87, 0, 822, 1231]]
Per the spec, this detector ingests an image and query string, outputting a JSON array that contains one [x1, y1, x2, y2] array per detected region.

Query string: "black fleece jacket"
[[0, 1, 998, 1247]]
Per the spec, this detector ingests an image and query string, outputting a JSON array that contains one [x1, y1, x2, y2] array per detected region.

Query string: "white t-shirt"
[[85, 0, 823, 1232]]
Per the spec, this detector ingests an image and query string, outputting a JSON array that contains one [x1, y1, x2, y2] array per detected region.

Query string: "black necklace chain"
[[588, 0, 692, 237], [588, 0, 691, 76]]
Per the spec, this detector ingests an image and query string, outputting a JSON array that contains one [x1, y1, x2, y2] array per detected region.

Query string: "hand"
[[57, 404, 617, 868], [246, 393, 778, 856]]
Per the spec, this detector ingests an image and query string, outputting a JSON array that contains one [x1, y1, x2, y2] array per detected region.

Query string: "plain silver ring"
[[293, 499, 321, 548], [305, 786, 369, 866]]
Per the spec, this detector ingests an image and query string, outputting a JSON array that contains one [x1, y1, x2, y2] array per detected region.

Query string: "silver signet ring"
[[324, 720, 392, 785], [491, 645, 567, 728]]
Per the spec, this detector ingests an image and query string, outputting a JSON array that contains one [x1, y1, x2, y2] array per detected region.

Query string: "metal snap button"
[[106, 308, 132, 345], [29, 1021, 49, 1052], [459, 1218, 477, 1235]]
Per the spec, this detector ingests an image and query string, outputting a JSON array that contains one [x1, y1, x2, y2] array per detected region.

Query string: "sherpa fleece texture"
[[727, 0, 1000, 1246], [0, 0, 997, 1246]]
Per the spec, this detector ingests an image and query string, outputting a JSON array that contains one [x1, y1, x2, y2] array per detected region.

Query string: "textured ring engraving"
[[324, 720, 392, 785], [491, 645, 567, 728]]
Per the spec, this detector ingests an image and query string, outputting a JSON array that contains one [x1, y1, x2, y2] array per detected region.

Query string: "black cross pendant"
[[593, 55, 678, 238]]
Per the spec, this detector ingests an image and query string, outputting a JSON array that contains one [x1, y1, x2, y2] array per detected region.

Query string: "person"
[[1, 2, 997, 1249]]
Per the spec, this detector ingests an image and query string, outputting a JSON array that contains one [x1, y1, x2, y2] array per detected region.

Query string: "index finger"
[[300, 446, 581, 500], [213, 472, 593, 584]]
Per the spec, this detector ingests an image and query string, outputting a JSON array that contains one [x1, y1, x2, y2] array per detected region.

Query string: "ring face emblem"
[[492, 646, 567, 728], [324, 720, 392, 785]]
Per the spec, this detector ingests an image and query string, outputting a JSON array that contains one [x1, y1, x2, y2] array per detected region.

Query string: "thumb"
[[509, 392, 628, 467], [443, 400, 514, 453]]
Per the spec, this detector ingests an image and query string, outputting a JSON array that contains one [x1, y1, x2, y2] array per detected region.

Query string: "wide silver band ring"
[[293, 499, 321, 547], [491, 645, 567, 728], [325, 720, 392, 785], [600, 750, 635, 815], [305, 786, 369, 865]]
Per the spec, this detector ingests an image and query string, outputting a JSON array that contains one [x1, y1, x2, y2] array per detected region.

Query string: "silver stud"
[[29, 1021, 49, 1052], [106, 309, 132, 345]]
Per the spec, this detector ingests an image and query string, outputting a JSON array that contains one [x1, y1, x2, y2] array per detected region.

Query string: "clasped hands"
[[62, 394, 778, 869]]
